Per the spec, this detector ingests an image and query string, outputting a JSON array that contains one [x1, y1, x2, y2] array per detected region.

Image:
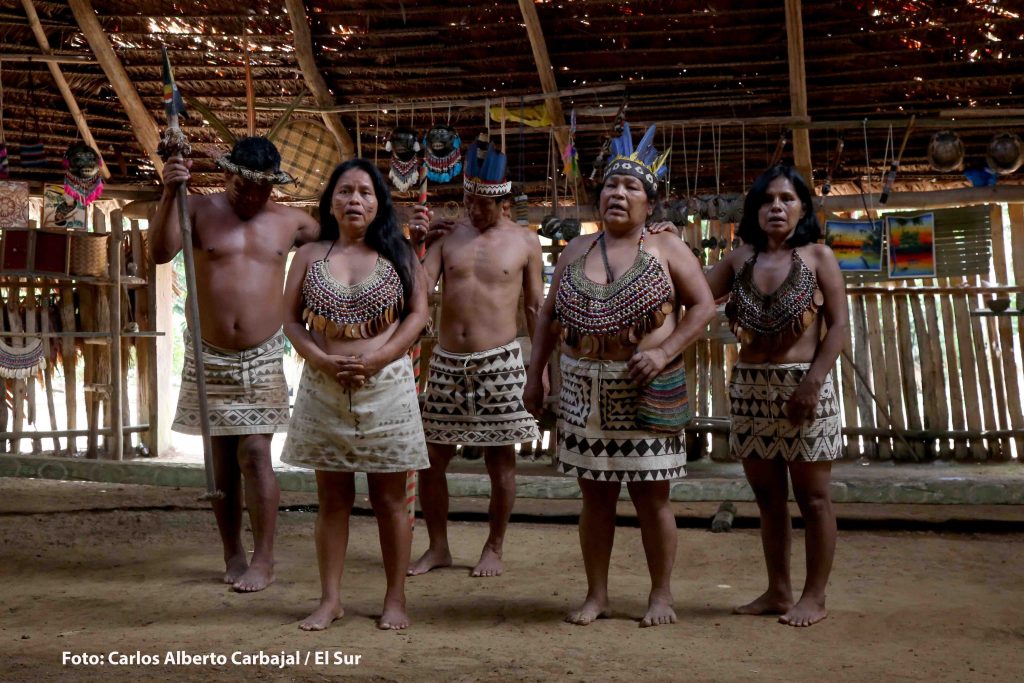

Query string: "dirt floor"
[[2, 478, 1023, 683]]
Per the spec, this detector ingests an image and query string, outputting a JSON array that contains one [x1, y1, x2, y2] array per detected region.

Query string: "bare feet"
[[223, 553, 248, 585], [470, 546, 504, 578], [733, 589, 793, 616], [565, 597, 610, 626], [232, 560, 274, 593], [640, 592, 677, 628], [779, 596, 828, 627], [298, 599, 344, 631], [407, 547, 452, 576], [377, 599, 410, 630]]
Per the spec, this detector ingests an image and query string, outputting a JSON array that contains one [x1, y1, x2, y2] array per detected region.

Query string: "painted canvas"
[[0, 180, 29, 228], [825, 218, 884, 271], [886, 212, 936, 278], [41, 183, 86, 230]]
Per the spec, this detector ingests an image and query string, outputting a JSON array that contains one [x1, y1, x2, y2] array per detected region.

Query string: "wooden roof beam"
[[518, 0, 576, 196], [283, 0, 354, 160], [785, 0, 813, 184], [67, 0, 163, 174], [20, 0, 110, 179]]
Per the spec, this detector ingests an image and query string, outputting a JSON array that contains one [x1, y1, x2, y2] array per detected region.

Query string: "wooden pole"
[[821, 186, 1024, 211], [283, 0, 354, 159], [517, 1, 571, 165], [108, 209, 123, 460], [20, 0, 111, 180], [66, 0, 163, 174], [784, 0, 812, 182]]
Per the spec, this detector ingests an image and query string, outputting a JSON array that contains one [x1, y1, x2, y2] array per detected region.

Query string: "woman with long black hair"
[[281, 158, 429, 631], [706, 164, 847, 627]]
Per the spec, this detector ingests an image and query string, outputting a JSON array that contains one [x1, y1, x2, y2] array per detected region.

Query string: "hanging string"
[[0, 61, 5, 145], [741, 122, 746, 191], [356, 113, 362, 158], [446, 103, 451, 125], [692, 124, 702, 196], [500, 97, 506, 154], [665, 124, 674, 202], [712, 124, 722, 195], [550, 129, 559, 217], [681, 124, 690, 197], [518, 96, 525, 185], [882, 124, 894, 178], [862, 118, 871, 185]]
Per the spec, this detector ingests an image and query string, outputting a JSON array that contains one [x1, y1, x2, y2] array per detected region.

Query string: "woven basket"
[[69, 232, 109, 277]]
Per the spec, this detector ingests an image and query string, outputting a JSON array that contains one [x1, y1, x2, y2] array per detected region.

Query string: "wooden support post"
[[153, 260, 175, 455], [59, 285, 77, 454], [784, 0, 812, 182], [108, 209, 124, 460]]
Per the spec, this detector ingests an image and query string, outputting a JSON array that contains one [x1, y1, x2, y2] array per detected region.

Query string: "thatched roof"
[[0, 0, 1021, 202]]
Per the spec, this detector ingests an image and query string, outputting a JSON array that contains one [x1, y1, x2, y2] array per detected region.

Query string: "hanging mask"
[[423, 124, 462, 184], [927, 131, 964, 173], [386, 127, 420, 192], [986, 132, 1023, 175], [62, 142, 104, 206]]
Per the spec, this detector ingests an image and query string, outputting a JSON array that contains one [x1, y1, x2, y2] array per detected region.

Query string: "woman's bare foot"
[[298, 599, 344, 631], [223, 553, 248, 585], [779, 595, 828, 627], [640, 592, 677, 628], [407, 547, 452, 576], [377, 599, 410, 630], [733, 589, 793, 616], [565, 597, 610, 626], [470, 546, 503, 577], [232, 559, 274, 593]]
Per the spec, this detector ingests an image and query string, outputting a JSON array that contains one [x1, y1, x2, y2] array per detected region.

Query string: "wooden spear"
[[158, 47, 221, 500]]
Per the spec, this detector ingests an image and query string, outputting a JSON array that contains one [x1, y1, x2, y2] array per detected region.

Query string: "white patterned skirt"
[[421, 341, 540, 446], [556, 355, 686, 482], [172, 330, 290, 436], [728, 362, 842, 462], [282, 355, 429, 473]]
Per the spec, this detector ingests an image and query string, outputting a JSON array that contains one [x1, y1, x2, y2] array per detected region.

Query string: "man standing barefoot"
[[408, 141, 543, 578], [151, 137, 319, 592]]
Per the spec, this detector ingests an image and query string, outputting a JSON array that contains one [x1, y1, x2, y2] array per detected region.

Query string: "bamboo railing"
[[686, 203, 1024, 462]]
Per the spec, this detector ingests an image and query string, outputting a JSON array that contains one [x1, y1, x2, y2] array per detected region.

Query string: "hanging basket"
[[69, 232, 109, 277]]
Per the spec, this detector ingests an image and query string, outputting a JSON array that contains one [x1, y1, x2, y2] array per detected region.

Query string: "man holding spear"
[[151, 51, 320, 592]]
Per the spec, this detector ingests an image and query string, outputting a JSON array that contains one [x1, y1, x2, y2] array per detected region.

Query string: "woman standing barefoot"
[[282, 159, 429, 631], [706, 165, 848, 627]]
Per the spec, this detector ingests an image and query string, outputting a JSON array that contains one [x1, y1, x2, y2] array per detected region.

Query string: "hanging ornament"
[[386, 127, 421, 192], [986, 132, 1023, 175], [927, 130, 964, 173], [422, 124, 462, 183], [561, 108, 579, 179], [62, 143, 104, 206]]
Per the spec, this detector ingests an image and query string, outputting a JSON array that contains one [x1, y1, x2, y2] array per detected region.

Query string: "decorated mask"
[[386, 127, 420, 192], [423, 124, 462, 183], [62, 142, 104, 206]]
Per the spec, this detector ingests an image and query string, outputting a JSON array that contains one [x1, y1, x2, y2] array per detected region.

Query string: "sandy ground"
[[2, 478, 1023, 683]]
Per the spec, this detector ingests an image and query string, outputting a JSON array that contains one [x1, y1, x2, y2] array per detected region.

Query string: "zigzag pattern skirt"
[[173, 330, 291, 437], [556, 355, 686, 482], [421, 341, 540, 446], [728, 363, 842, 462]]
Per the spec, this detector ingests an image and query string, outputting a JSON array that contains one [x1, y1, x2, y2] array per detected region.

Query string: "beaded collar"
[[301, 245, 404, 339], [555, 228, 674, 353], [725, 249, 823, 350]]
